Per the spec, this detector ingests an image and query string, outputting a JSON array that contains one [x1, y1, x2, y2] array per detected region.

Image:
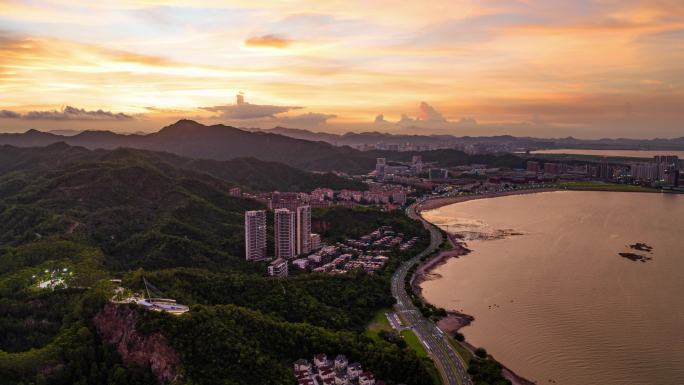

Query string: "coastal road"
[[391, 201, 472, 385]]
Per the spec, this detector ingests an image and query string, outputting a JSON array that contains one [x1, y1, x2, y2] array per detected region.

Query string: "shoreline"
[[413, 189, 555, 385], [417, 188, 559, 212]]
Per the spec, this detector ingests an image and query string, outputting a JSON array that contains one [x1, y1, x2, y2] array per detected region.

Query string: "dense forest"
[[0, 146, 436, 385]]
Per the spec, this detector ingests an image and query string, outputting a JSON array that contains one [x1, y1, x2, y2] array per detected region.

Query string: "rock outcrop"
[[94, 304, 180, 384]]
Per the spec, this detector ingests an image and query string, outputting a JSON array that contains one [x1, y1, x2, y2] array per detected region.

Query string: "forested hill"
[[0, 143, 366, 192], [0, 144, 363, 270], [0, 120, 375, 173], [0, 120, 526, 173], [0, 146, 437, 385]]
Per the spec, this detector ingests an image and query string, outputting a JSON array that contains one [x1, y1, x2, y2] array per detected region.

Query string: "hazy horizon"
[[1, 1, 683, 138], [2, 118, 684, 141]]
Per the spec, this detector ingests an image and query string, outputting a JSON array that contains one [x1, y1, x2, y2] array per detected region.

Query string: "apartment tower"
[[244, 210, 267, 261], [296, 205, 312, 255], [274, 208, 296, 259]]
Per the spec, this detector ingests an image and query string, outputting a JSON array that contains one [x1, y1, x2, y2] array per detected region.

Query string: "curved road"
[[391, 201, 472, 385]]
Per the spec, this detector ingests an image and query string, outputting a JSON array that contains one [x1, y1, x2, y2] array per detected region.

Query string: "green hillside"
[[0, 148, 435, 385]]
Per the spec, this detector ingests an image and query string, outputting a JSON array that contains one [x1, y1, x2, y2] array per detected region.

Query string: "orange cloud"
[[244, 34, 292, 49]]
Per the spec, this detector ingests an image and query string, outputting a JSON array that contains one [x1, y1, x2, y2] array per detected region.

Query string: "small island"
[[629, 242, 653, 252], [618, 252, 653, 263]]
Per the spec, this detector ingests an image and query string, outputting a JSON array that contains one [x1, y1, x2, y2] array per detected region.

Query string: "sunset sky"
[[1, 0, 683, 138]]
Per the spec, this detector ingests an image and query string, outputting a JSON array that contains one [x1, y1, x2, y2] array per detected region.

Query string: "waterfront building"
[[267, 258, 288, 277], [275, 208, 296, 259], [630, 163, 658, 181], [654, 155, 680, 179], [526, 161, 540, 173], [543, 162, 559, 175], [244, 210, 267, 261], [664, 165, 680, 187], [296, 205, 312, 255]]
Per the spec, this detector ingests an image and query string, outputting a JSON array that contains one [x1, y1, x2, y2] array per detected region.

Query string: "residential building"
[[292, 258, 309, 270], [664, 165, 680, 187], [375, 158, 386, 178], [543, 162, 560, 175], [309, 233, 322, 251], [359, 371, 375, 385], [229, 186, 241, 197], [314, 354, 328, 368], [294, 359, 312, 374], [526, 161, 540, 173], [655, 155, 680, 179], [428, 168, 448, 180], [334, 355, 348, 370], [411, 155, 423, 174], [296, 205, 312, 255], [391, 190, 406, 205], [334, 373, 349, 385], [275, 208, 296, 259], [347, 363, 362, 380], [267, 258, 288, 277], [271, 191, 305, 211], [244, 210, 267, 261], [631, 163, 658, 181]]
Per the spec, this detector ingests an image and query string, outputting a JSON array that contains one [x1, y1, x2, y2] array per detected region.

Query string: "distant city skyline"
[[1, 1, 683, 138]]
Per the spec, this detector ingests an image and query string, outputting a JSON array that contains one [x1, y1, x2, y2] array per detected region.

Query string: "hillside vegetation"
[[0, 148, 436, 385], [0, 120, 525, 173]]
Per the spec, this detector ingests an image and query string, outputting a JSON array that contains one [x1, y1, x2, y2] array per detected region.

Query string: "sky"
[[0, 0, 683, 138]]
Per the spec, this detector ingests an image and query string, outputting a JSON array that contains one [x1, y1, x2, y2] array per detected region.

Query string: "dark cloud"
[[202, 102, 302, 119], [244, 34, 292, 48], [277, 112, 336, 125], [0, 110, 21, 118], [457, 117, 478, 126], [0, 106, 134, 120]]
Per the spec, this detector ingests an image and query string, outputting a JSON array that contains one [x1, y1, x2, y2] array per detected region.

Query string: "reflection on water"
[[421, 191, 684, 385]]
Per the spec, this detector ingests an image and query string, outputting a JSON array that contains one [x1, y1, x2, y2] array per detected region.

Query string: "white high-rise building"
[[375, 158, 386, 178], [296, 205, 312, 255], [244, 210, 267, 261], [275, 208, 296, 259]]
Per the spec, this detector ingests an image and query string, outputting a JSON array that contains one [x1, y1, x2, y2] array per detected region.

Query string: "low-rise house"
[[292, 258, 309, 270], [334, 354, 348, 370], [267, 258, 288, 277], [319, 367, 335, 382], [359, 371, 375, 385], [334, 373, 349, 385], [347, 363, 362, 380], [294, 359, 312, 374], [314, 354, 328, 368]]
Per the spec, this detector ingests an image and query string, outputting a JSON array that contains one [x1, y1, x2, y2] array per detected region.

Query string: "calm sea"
[[530, 148, 684, 158], [422, 191, 684, 385]]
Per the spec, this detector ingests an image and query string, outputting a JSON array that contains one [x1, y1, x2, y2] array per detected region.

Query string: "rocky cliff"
[[94, 304, 180, 384]]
